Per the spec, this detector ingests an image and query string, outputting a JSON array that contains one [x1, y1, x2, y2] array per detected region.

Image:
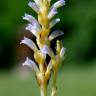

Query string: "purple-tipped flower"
[[28, 1, 40, 13], [20, 37, 38, 52], [50, 18, 60, 28], [33, 0, 42, 7], [52, 0, 65, 9], [40, 45, 55, 59], [26, 23, 41, 36], [22, 13, 36, 23], [60, 47, 66, 59], [49, 30, 64, 41], [48, 8, 58, 19], [23, 57, 39, 72], [23, 13, 40, 29]]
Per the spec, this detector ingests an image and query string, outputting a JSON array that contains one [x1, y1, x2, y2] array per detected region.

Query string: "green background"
[[0, 0, 96, 96]]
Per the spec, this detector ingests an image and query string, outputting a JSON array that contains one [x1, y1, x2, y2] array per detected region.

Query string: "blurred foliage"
[[0, 0, 96, 69], [0, 66, 96, 96]]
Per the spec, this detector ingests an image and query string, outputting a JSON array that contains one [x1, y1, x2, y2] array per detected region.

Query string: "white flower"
[[23, 13, 36, 23], [23, 13, 41, 33], [60, 47, 66, 59], [52, 0, 65, 9], [33, 0, 42, 7], [49, 30, 64, 41], [23, 57, 39, 72], [50, 18, 60, 28], [26, 23, 41, 36], [40, 45, 55, 59], [28, 1, 40, 13], [20, 37, 38, 52], [23, 13, 40, 27], [48, 8, 58, 19]]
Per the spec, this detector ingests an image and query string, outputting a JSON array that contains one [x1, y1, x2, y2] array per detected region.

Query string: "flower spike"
[[21, 0, 66, 96]]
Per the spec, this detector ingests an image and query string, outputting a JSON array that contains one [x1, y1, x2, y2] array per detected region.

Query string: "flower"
[[60, 47, 66, 59], [49, 30, 64, 41], [22, 13, 41, 36], [26, 23, 41, 36], [50, 18, 60, 28], [52, 0, 65, 9], [28, 1, 40, 13], [48, 8, 58, 19], [20, 37, 38, 52], [23, 57, 39, 72]]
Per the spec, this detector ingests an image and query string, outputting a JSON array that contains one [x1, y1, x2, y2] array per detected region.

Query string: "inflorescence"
[[21, 0, 66, 96]]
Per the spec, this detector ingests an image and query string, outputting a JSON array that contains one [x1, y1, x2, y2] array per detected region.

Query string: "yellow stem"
[[40, 82, 47, 96], [51, 72, 58, 96], [39, 64, 47, 96]]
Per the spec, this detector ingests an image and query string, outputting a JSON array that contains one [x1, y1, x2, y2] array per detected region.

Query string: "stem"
[[51, 74, 57, 96], [39, 65, 47, 96], [40, 83, 47, 96]]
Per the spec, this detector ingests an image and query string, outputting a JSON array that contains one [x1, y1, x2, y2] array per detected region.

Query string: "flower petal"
[[26, 23, 41, 36], [40, 45, 55, 59], [50, 18, 60, 28], [23, 14, 41, 35], [26, 24, 37, 36], [48, 8, 58, 19], [52, 0, 65, 9], [60, 47, 66, 59], [28, 1, 40, 13], [22, 13, 41, 30], [22, 13, 39, 25], [33, 0, 42, 6], [23, 57, 39, 72], [22, 13, 35, 23], [20, 37, 38, 52], [49, 30, 64, 41]]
